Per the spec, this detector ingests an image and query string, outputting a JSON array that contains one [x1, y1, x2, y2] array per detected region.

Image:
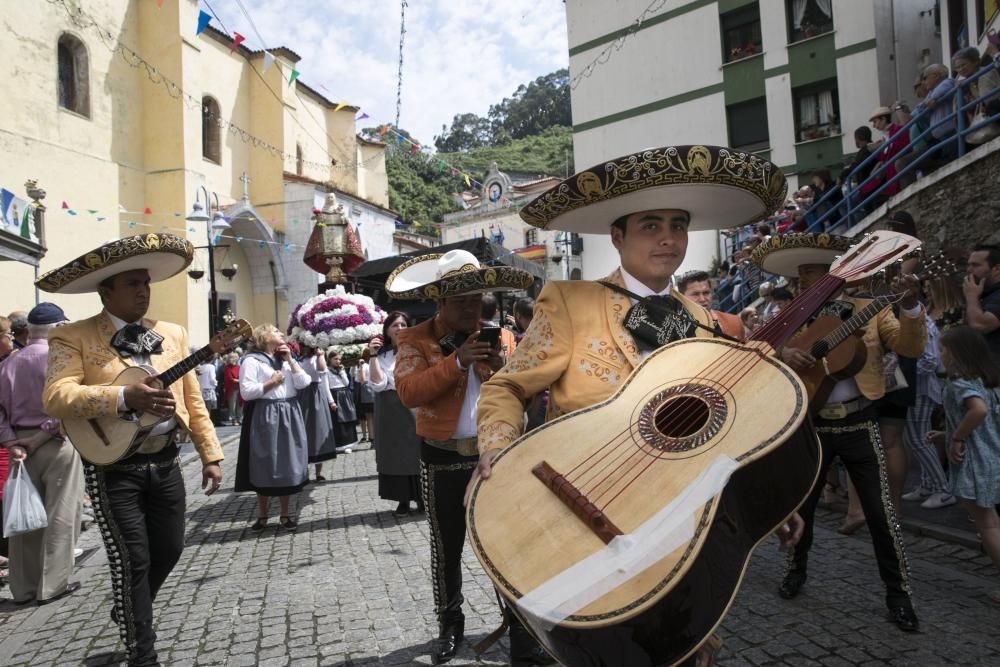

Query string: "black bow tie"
[[623, 295, 697, 352], [110, 323, 164, 358]]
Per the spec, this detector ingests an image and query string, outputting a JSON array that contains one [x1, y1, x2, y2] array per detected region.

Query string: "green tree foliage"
[[439, 126, 574, 178]]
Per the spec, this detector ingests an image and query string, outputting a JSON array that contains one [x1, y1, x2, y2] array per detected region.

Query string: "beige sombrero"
[[750, 232, 855, 278], [35, 233, 194, 294], [519, 144, 788, 234], [385, 249, 533, 301]]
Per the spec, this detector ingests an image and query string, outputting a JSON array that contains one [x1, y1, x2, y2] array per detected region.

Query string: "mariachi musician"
[[472, 145, 803, 667], [39, 235, 224, 667], [750, 232, 925, 633]]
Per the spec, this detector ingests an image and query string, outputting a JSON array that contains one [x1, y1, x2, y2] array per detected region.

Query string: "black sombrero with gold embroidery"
[[519, 145, 788, 234], [750, 232, 855, 278], [385, 249, 533, 301], [35, 233, 194, 294]]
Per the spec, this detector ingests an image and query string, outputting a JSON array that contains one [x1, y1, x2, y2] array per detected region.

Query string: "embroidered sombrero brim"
[[519, 145, 787, 234], [385, 254, 534, 301], [750, 233, 855, 278], [35, 233, 194, 294]]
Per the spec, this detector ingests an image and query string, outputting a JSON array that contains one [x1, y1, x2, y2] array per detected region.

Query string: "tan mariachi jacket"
[[42, 312, 224, 465], [395, 316, 518, 442], [840, 295, 927, 401], [477, 269, 714, 454]]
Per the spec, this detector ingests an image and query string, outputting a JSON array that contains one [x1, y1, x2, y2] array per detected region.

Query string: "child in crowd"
[[928, 326, 1000, 603]]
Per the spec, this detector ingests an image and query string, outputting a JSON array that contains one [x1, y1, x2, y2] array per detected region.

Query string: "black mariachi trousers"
[[787, 408, 913, 608], [84, 446, 186, 666], [420, 441, 478, 627]]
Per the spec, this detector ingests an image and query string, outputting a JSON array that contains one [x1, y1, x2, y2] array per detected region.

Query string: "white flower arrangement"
[[289, 286, 386, 355]]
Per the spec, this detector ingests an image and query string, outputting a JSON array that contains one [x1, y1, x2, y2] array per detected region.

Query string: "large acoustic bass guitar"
[[467, 232, 920, 666], [64, 319, 251, 465]]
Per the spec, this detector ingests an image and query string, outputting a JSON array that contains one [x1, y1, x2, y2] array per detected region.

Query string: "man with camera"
[[385, 250, 546, 665]]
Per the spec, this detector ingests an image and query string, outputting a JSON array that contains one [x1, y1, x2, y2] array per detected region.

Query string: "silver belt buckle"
[[818, 403, 849, 421]]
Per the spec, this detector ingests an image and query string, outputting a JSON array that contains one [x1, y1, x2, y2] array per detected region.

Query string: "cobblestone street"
[[1, 428, 998, 666]]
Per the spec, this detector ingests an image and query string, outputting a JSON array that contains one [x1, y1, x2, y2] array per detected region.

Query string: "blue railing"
[[719, 59, 1000, 315]]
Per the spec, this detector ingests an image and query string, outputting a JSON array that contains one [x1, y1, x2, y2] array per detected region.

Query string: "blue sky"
[[207, 0, 570, 145]]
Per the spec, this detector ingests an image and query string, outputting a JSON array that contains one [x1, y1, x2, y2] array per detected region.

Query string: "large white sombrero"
[[35, 233, 194, 294], [385, 249, 534, 301], [750, 232, 855, 278], [519, 145, 788, 234]]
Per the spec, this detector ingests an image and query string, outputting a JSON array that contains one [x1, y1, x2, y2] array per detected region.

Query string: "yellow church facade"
[[0, 0, 389, 344]]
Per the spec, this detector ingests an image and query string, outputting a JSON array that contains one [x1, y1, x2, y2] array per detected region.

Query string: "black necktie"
[[110, 323, 164, 358], [623, 295, 697, 352]]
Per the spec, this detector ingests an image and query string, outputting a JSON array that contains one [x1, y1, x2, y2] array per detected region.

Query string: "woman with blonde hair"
[[234, 324, 310, 531]]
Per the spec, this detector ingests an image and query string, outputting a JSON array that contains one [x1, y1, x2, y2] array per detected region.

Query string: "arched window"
[[202, 96, 221, 163], [296, 143, 304, 175], [57, 34, 90, 117]]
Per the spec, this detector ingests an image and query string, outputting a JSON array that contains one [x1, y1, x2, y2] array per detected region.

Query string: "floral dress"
[[944, 377, 1000, 508]]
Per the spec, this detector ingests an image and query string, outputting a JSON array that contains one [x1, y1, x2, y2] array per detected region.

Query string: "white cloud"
[[215, 0, 569, 145]]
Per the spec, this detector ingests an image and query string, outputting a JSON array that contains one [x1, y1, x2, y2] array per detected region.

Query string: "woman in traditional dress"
[[368, 311, 423, 517], [327, 350, 359, 453], [299, 346, 337, 481], [235, 324, 310, 531]]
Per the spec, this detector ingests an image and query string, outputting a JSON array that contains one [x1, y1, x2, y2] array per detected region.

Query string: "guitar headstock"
[[209, 318, 252, 355], [830, 231, 922, 284]]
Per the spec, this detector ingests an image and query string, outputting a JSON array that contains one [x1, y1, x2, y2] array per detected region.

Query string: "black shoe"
[[250, 518, 268, 532], [37, 581, 81, 605], [889, 606, 919, 632], [432, 618, 464, 664], [279, 517, 298, 531], [394, 502, 410, 517], [778, 571, 807, 599]]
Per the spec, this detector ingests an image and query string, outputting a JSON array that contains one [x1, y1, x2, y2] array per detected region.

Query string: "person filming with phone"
[[384, 251, 549, 666]]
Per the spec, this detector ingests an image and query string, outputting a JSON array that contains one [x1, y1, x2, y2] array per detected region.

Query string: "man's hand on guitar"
[[123, 375, 176, 417], [202, 463, 222, 496], [779, 347, 816, 372], [464, 448, 501, 507]]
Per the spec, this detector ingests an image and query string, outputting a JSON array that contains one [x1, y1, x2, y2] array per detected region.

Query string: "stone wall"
[[853, 137, 1000, 253]]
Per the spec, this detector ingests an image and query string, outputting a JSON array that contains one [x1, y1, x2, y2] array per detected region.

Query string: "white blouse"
[[327, 367, 350, 390], [300, 356, 334, 402], [239, 353, 310, 401], [369, 350, 397, 393]]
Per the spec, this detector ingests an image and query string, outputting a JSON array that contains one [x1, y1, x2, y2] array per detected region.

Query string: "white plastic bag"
[[3, 462, 48, 538]]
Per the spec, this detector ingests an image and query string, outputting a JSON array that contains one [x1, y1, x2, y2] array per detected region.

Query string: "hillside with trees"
[[364, 68, 572, 231]]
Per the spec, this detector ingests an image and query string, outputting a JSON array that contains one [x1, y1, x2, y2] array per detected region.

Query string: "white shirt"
[[452, 366, 482, 440], [369, 350, 397, 393], [196, 363, 217, 392], [327, 367, 350, 389], [300, 356, 335, 402], [239, 352, 310, 401], [108, 310, 177, 437]]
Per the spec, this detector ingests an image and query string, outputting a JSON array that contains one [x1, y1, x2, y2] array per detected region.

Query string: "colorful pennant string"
[[196, 10, 212, 35]]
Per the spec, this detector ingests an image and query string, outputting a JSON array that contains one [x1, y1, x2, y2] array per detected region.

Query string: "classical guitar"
[[466, 232, 921, 667], [64, 319, 252, 465], [790, 295, 895, 413]]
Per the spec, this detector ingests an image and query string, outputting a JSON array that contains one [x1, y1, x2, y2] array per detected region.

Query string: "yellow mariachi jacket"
[[477, 269, 714, 454], [42, 312, 224, 465], [840, 295, 927, 402]]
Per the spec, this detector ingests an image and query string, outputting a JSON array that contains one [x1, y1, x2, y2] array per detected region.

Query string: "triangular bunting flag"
[[87, 209, 98, 214], [438, 160, 446, 172], [334, 102, 347, 112], [396, 134, 405, 144], [67, 210, 77, 215], [464, 174, 471, 187], [410, 143, 418, 155], [262, 51, 275, 72], [97, 216, 106, 221], [450, 167, 457, 177], [61, 201, 69, 209], [378, 125, 389, 137], [196, 10, 212, 36], [288, 68, 300, 86], [128, 222, 137, 229], [144, 207, 152, 215], [230, 32, 245, 53], [118, 204, 127, 212]]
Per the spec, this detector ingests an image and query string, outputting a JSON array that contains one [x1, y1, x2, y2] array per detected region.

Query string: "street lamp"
[[186, 187, 231, 338]]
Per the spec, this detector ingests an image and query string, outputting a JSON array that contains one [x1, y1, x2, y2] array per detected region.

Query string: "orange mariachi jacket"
[[394, 316, 517, 441]]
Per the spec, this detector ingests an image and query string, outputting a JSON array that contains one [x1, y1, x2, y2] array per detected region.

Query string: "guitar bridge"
[[532, 460, 624, 544]]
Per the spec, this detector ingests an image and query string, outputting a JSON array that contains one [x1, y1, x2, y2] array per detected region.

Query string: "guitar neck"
[[751, 275, 847, 348], [821, 298, 891, 350], [159, 346, 214, 388]]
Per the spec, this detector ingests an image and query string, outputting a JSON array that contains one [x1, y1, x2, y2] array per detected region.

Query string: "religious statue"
[[302, 192, 365, 286]]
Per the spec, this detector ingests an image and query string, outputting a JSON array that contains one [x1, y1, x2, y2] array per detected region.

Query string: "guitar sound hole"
[[638, 383, 728, 453], [654, 397, 710, 438]]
